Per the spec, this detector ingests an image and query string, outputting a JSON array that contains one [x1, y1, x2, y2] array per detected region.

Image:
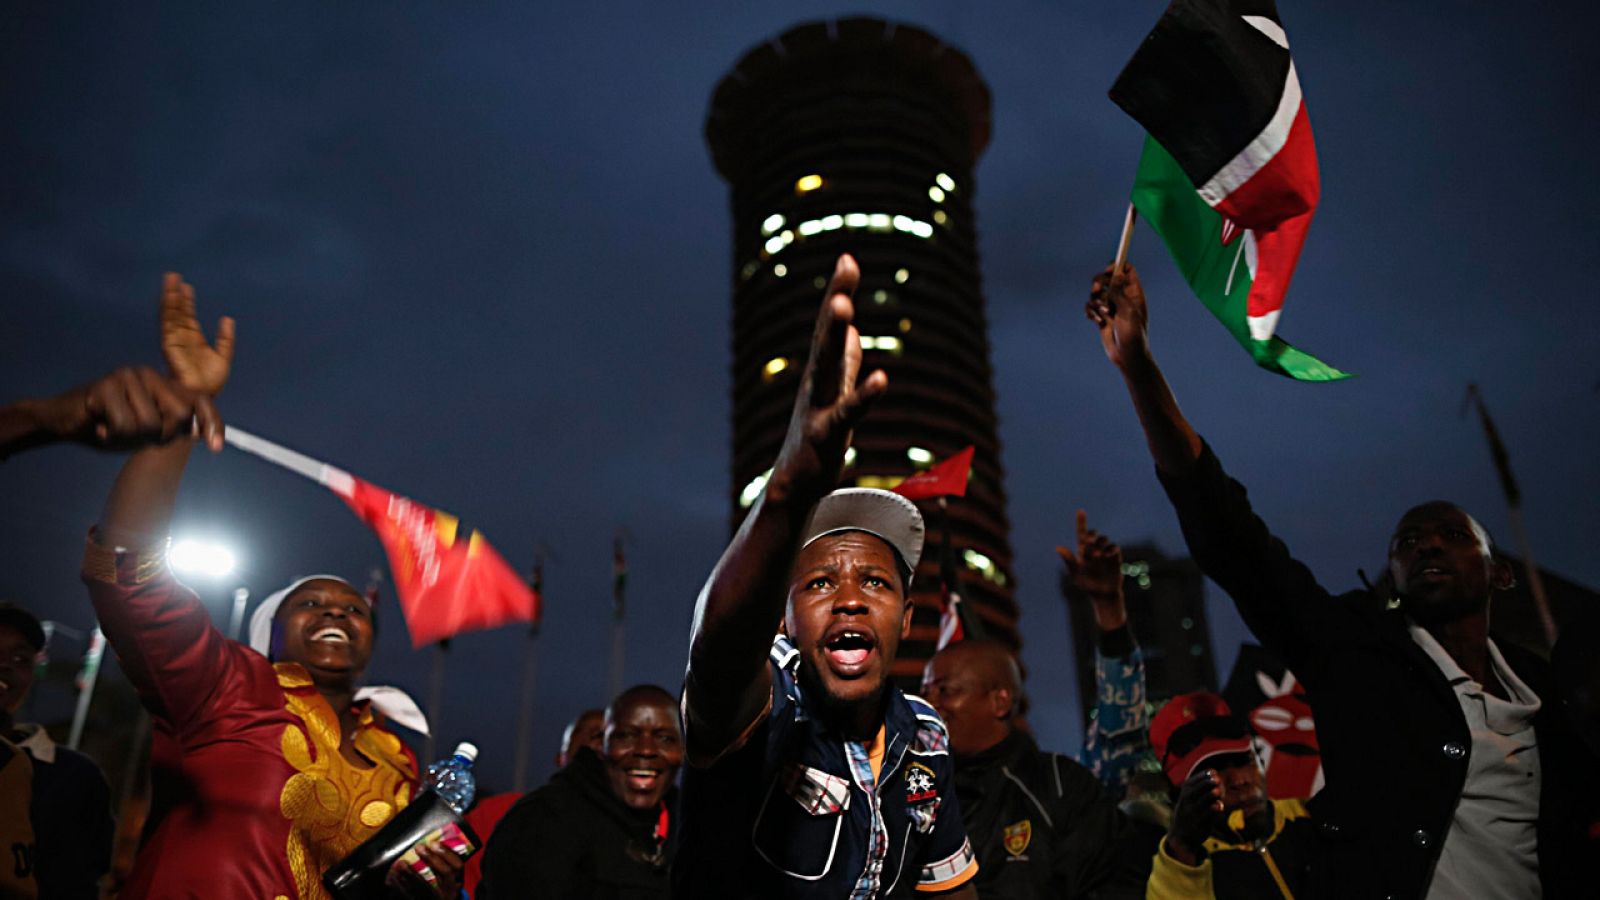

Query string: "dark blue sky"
[[3, 1, 1596, 790]]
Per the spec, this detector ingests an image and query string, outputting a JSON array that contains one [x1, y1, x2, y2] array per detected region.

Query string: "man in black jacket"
[[922, 638, 1143, 899], [1084, 263, 1596, 898], [480, 685, 682, 899]]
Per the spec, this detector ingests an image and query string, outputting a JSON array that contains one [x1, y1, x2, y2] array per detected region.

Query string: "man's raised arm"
[[682, 254, 886, 763], [1085, 264, 1202, 476]]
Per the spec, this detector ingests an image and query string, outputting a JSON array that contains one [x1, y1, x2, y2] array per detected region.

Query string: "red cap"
[[1150, 691, 1254, 787]]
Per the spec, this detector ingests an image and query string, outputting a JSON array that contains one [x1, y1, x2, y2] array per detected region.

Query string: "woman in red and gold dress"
[[82, 274, 460, 899]]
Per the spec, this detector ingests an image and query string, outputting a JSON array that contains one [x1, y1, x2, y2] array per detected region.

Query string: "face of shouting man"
[[1387, 502, 1510, 626], [603, 687, 684, 811], [273, 578, 374, 687], [786, 531, 913, 732]]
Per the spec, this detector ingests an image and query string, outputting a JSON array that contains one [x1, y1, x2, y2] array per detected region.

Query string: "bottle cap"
[[452, 741, 478, 762]]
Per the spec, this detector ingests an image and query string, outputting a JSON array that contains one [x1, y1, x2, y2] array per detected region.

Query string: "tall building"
[[1063, 543, 1217, 727], [706, 18, 1017, 680]]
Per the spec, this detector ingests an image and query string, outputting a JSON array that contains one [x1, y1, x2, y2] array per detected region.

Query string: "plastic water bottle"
[[424, 742, 478, 814]]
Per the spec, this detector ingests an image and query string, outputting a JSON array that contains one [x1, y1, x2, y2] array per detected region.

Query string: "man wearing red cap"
[[1147, 693, 1314, 899]]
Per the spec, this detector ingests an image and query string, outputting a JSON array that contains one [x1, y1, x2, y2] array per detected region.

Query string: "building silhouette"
[[1063, 543, 1217, 727], [706, 18, 1016, 679]]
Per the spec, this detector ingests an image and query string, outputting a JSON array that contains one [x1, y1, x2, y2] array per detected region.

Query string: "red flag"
[[222, 425, 541, 646], [892, 446, 975, 501], [340, 476, 540, 647]]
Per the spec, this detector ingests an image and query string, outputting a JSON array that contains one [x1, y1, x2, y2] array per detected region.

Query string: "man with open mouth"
[[676, 255, 979, 899], [1084, 263, 1597, 898]]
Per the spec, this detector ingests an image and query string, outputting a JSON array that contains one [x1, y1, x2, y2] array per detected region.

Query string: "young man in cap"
[[1084, 264, 1596, 897], [677, 254, 978, 899], [1146, 693, 1313, 900]]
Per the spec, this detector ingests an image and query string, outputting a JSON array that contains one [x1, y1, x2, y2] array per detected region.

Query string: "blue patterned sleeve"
[[1076, 640, 1150, 790]]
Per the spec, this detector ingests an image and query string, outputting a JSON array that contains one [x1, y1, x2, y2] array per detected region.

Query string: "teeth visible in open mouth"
[[827, 631, 873, 651], [628, 768, 661, 778], [311, 628, 348, 643]]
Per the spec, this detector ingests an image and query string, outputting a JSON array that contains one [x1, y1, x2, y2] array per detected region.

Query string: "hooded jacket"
[[478, 747, 675, 900]]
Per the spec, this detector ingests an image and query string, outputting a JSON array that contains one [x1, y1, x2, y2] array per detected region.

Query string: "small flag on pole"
[[935, 588, 964, 651], [1109, 0, 1349, 381], [612, 534, 627, 622], [224, 425, 540, 647], [893, 446, 976, 501], [76, 627, 105, 693]]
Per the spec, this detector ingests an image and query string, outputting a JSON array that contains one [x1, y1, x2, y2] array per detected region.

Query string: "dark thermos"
[[322, 790, 480, 900]]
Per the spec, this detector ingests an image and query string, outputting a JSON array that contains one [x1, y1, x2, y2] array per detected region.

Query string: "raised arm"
[[84, 274, 238, 727], [682, 255, 886, 762], [1084, 264, 1342, 681], [97, 274, 233, 545], [1085, 264, 1201, 476], [0, 367, 223, 461], [1061, 510, 1148, 790]]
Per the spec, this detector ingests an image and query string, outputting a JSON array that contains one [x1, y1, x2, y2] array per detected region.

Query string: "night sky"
[[4, 1, 1597, 791]]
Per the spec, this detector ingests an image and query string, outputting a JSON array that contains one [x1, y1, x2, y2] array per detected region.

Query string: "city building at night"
[[705, 18, 1016, 681]]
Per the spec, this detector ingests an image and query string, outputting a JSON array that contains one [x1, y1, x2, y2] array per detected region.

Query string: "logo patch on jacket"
[[904, 762, 937, 803], [1003, 819, 1032, 858], [904, 762, 941, 833]]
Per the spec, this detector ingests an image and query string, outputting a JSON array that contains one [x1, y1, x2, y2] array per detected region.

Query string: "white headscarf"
[[248, 575, 429, 736]]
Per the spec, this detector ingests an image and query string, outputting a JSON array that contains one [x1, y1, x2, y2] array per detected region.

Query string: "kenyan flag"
[[1112, 0, 1349, 381]]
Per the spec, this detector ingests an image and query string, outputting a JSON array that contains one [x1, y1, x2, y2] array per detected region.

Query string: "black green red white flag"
[[1110, 0, 1349, 381]]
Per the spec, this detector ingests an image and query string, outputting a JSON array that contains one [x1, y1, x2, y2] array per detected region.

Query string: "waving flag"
[[1110, 0, 1349, 381], [225, 426, 539, 646], [893, 445, 975, 501]]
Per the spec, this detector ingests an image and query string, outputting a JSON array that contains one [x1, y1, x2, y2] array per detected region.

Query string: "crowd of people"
[[2, 257, 1595, 899]]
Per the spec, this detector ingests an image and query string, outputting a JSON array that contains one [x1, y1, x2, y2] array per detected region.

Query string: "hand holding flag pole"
[[1112, 203, 1138, 277]]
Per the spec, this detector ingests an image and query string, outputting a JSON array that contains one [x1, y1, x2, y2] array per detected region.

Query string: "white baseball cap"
[[800, 488, 925, 581]]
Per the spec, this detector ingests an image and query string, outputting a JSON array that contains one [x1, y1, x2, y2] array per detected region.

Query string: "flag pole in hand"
[[1112, 202, 1138, 276]]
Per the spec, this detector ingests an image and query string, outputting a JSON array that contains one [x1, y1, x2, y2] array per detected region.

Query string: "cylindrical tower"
[[706, 18, 1018, 678]]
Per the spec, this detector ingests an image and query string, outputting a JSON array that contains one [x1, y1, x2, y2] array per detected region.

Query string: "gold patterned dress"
[[84, 539, 418, 900]]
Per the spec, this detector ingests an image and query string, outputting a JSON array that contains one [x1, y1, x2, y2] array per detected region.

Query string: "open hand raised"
[[766, 254, 887, 505], [160, 272, 235, 396]]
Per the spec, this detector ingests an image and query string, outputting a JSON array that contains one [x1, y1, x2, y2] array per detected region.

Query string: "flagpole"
[[1112, 203, 1138, 275], [425, 640, 449, 762], [513, 549, 546, 793], [223, 425, 356, 498], [609, 621, 625, 701], [512, 630, 540, 792], [609, 533, 627, 700], [1466, 385, 1557, 646], [67, 626, 106, 750]]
